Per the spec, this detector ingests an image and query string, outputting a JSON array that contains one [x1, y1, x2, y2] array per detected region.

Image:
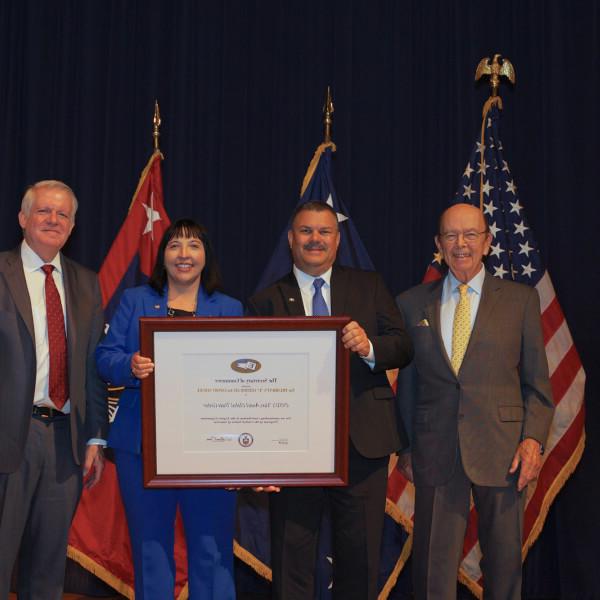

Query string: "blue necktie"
[[312, 278, 329, 316]]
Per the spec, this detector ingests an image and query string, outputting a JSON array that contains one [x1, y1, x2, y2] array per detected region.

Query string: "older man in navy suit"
[[0, 180, 107, 600]]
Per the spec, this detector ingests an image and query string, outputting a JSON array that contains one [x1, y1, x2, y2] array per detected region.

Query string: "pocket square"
[[416, 318, 430, 327]]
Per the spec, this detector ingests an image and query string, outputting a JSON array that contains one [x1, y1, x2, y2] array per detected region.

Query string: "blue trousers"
[[115, 450, 236, 599]]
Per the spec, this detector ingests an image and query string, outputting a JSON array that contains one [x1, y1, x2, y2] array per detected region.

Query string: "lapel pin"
[[288, 297, 295, 302], [154, 304, 160, 309]]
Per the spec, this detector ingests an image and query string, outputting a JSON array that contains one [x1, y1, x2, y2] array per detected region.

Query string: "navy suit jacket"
[[96, 284, 243, 453], [247, 266, 413, 459]]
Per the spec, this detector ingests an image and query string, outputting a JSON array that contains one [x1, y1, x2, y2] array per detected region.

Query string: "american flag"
[[386, 97, 586, 598]]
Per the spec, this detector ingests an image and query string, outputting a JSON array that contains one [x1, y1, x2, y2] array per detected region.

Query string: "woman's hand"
[[131, 352, 154, 379]]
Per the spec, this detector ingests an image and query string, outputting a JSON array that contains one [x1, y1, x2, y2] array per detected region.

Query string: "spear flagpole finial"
[[323, 86, 334, 143], [153, 100, 161, 151]]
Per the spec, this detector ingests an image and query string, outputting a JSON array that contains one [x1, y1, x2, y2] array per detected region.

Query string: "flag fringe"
[[299, 142, 337, 197], [233, 538, 273, 581], [378, 528, 413, 600], [385, 496, 414, 533], [458, 565, 483, 599], [523, 429, 585, 558], [67, 544, 134, 599], [454, 429, 586, 600]]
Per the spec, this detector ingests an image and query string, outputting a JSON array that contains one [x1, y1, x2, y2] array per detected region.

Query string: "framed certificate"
[[139, 316, 350, 488]]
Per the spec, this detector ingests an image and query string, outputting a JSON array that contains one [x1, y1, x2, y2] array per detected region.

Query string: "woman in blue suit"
[[96, 219, 242, 599]]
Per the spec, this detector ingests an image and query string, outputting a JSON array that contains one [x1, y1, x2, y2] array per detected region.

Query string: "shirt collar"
[[292, 265, 333, 291], [446, 263, 486, 296], [21, 240, 63, 274]]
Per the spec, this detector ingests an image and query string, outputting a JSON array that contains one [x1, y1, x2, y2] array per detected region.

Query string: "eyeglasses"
[[439, 230, 488, 243]]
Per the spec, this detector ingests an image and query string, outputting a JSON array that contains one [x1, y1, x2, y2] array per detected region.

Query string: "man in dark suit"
[[248, 201, 413, 600], [396, 203, 554, 600], [0, 180, 107, 600]]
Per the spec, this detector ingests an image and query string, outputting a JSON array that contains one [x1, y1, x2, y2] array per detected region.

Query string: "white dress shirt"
[[22, 241, 106, 446]]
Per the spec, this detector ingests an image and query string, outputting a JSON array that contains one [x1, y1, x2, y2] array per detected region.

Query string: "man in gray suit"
[[0, 180, 107, 600], [396, 203, 554, 600]]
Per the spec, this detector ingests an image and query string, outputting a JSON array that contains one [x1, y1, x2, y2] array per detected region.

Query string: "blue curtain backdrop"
[[0, 1, 597, 597]]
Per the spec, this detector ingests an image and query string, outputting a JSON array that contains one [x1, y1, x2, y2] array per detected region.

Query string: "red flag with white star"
[[98, 150, 171, 317], [67, 151, 190, 599]]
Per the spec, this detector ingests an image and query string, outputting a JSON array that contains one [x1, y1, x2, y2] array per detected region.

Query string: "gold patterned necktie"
[[451, 283, 471, 374]]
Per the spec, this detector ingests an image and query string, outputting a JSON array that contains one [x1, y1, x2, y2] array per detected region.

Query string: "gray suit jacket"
[[0, 247, 107, 473], [396, 270, 554, 487]]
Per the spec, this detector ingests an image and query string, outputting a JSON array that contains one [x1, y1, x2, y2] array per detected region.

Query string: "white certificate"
[[140, 317, 350, 487]]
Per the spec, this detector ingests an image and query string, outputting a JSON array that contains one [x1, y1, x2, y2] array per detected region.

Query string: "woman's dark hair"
[[148, 219, 223, 295]]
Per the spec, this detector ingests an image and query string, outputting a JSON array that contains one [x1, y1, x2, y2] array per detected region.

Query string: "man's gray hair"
[[21, 180, 79, 221]]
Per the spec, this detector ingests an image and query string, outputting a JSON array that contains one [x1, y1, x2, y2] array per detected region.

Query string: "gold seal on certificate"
[[140, 316, 350, 488]]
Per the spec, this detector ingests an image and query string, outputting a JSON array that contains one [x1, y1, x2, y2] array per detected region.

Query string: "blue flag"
[[236, 141, 411, 599], [254, 143, 374, 293]]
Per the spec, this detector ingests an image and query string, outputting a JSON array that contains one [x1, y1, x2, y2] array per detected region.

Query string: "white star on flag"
[[481, 180, 494, 196], [463, 184, 475, 199], [488, 221, 500, 237], [519, 241, 533, 256], [521, 262, 536, 277], [489, 243, 504, 258], [514, 220, 529, 236], [476, 141, 485, 153], [509, 199, 523, 214], [463, 163, 474, 178], [483, 200, 497, 216], [326, 194, 348, 222], [477, 160, 488, 175], [142, 199, 162, 235], [493, 264, 508, 278], [502, 160, 510, 172], [506, 179, 517, 195]]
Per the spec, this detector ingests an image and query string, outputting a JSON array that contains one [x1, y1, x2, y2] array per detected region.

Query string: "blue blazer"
[[96, 284, 243, 453]]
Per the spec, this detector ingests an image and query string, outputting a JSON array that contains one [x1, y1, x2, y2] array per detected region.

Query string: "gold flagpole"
[[474, 54, 515, 210], [153, 99, 161, 152], [300, 87, 337, 196], [323, 85, 334, 143]]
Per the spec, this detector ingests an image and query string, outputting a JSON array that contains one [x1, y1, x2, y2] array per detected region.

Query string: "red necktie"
[[42, 265, 69, 410]]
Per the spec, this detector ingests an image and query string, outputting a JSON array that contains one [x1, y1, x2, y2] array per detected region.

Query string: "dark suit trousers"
[[269, 443, 388, 600], [0, 415, 82, 600], [413, 455, 524, 600]]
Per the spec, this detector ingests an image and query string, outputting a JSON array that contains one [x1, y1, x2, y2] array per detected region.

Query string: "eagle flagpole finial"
[[475, 54, 516, 97]]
